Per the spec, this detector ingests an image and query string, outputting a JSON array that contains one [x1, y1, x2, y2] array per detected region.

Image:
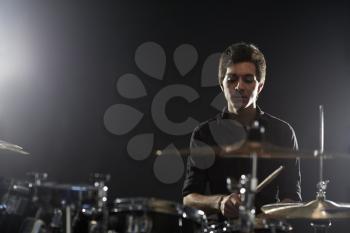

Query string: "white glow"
[[0, 3, 39, 87], [0, 30, 37, 81]]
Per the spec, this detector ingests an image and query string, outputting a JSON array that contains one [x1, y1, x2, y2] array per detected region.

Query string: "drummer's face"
[[221, 62, 264, 111]]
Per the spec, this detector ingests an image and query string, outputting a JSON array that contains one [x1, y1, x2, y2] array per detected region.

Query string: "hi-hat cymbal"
[[0, 140, 30, 155], [261, 199, 350, 219]]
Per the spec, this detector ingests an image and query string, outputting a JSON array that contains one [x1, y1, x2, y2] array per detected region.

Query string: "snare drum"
[[108, 198, 207, 233]]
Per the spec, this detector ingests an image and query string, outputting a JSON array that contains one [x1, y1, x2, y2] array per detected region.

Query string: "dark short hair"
[[218, 42, 266, 87]]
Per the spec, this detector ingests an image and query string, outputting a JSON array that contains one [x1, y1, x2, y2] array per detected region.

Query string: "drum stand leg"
[[63, 206, 72, 233], [53, 204, 72, 233]]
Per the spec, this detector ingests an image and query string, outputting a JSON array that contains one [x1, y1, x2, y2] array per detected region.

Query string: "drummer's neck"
[[228, 105, 257, 126]]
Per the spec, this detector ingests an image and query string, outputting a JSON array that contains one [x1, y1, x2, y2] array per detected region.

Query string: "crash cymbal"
[[261, 199, 350, 219], [0, 140, 30, 155]]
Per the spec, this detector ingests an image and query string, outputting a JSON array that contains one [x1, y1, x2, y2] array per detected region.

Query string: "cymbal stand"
[[310, 105, 331, 233], [227, 171, 257, 233], [238, 159, 257, 233], [238, 121, 262, 233], [89, 173, 110, 233], [28, 173, 72, 233]]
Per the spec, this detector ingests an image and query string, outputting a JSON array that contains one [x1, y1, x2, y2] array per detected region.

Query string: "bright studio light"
[[0, 5, 39, 86], [0, 31, 37, 83]]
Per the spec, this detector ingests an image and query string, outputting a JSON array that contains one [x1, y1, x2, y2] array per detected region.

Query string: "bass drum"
[[108, 198, 207, 233]]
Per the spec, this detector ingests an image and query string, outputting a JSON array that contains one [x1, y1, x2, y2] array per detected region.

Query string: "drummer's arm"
[[183, 193, 223, 214], [184, 192, 241, 218]]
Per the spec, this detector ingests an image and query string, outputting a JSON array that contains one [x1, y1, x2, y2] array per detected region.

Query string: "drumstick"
[[256, 166, 284, 193]]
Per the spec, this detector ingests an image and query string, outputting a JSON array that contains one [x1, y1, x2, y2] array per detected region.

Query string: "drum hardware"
[[223, 121, 296, 233], [237, 173, 256, 233], [262, 218, 292, 233], [159, 140, 347, 160], [27, 172, 48, 186], [2, 179, 32, 215], [109, 198, 207, 233], [205, 217, 292, 233], [237, 121, 262, 233], [159, 106, 349, 161], [0, 172, 110, 233], [261, 180, 350, 219], [0, 178, 35, 233], [90, 173, 110, 210], [4, 107, 350, 233], [221, 141, 318, 159], [262, 105, 350, 233], [87, 173, 111, 233], [310, 220, 331, 233], [224, 121, 263, 233], [0, 204, 6, 213], [18, 217, 46, 233]]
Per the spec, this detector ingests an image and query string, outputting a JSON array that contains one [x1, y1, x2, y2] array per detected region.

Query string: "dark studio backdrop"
[[0, 1, 350, 232]]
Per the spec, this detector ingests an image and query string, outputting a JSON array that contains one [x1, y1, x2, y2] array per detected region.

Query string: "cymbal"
[[220, 141, 311, 159], [220, 141, 349, 159], [156, 140, 349, 160], [0, 140, 30, 155], [261, 199, 350, 219]]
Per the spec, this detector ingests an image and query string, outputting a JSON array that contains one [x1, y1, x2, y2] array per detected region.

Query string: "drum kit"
[[1, 105, 350, 233], [0, 172, 208, 233]]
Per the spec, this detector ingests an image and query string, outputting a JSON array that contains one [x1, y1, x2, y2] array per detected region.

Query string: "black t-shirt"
[[182, 108, 302, 218]]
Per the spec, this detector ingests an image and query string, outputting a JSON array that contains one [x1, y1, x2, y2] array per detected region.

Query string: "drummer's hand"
[[219, 193, 241, 218]]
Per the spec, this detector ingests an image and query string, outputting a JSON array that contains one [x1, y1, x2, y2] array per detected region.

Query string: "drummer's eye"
[[225, 74, 255, 84], [242, 74, 255, 84], [226, 74, 238, 83]]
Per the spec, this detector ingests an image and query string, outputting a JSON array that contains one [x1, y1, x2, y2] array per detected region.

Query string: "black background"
[[0, 1, 350, 232]]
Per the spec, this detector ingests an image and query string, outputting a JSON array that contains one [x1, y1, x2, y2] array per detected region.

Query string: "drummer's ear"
[[258, 81, 264, 94]]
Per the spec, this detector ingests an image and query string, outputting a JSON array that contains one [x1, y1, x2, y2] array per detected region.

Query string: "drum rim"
[[112, 197, 207, 224], [35, 182, 97, 191]]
